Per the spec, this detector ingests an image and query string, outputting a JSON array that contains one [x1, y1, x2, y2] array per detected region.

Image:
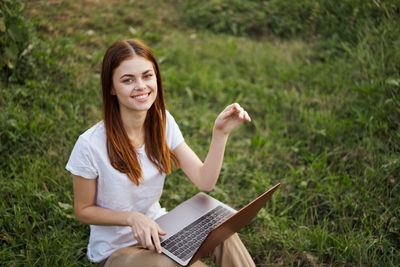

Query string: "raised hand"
[[213, 103, 251, 136], [127, 212, 166, 253]]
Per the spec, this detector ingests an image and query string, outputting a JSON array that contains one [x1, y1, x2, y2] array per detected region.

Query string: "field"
[[1, 0, 399, 266]]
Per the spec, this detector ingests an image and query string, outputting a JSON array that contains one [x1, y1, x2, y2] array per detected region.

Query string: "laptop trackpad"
[[185, 192, 220, 212], [156, 203, 203, 236]]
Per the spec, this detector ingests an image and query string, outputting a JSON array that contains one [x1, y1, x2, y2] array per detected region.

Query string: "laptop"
[[156, 183, 281, 266]]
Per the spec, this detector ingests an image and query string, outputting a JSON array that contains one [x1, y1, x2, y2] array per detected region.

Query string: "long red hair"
[[101, 39, 178, 186]]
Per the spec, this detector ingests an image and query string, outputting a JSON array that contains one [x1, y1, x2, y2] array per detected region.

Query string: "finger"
[[225, 102, 238, 110], [151, 228, 162, 254], [224, 104, 237, 114], [144, 231, 155, 251], [221, 104, 239, 119], [224, 103, 239, 113], [232, 103, 241, 111], [232, 104, 243, 116], [157, 225, 167, 236], [239, 107, 245, 119], [137, 231, 145, 247], [232, 106, 244, 120], [244, 111, 251, 121], [133, 233, 139, 242]]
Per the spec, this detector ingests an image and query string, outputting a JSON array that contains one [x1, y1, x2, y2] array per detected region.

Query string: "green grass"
[[1, 0, 399, 266]]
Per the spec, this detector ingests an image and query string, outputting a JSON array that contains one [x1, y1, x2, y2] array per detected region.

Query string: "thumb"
[[220, 105, 237, 120]]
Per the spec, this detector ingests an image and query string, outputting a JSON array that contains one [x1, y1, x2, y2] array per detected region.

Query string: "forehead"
[[114, 56, 154, 76]]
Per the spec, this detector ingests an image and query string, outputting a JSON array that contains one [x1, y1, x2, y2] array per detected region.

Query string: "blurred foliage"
[[181, 0, 400, 150], [180, 0, 400, 42], [0, 0, 34, 83]]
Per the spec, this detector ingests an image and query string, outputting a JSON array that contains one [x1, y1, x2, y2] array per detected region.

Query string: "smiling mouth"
[[132, 92, 150, 99]]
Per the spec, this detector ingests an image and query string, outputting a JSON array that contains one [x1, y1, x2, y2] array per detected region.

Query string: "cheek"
[[114, 83, 131, 95], [111, 77, 118, 93], [152, 79, 158, 91], [111, 79, 121, 95]]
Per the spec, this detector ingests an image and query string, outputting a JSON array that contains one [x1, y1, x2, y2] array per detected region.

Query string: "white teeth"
[[133, 93, 149, 99]]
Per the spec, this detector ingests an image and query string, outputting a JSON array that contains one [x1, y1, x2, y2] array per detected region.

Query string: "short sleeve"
[[66, 135, 98, 179], [165, 110, 184, 150]]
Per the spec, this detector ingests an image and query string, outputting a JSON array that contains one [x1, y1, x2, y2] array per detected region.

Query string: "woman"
[[66, 39, 255, 267]]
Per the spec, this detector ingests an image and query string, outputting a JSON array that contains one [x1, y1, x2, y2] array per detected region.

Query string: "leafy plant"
[[0, 0, 34, 83]]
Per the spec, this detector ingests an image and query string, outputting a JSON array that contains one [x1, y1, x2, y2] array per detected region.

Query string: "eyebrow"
[[119, 69, 153, 79]]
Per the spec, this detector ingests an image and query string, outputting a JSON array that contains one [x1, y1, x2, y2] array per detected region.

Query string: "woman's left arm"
[[174, 103, 251, 191]]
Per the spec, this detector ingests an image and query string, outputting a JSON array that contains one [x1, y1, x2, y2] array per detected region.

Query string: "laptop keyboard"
[[161, 205, 234, 261]]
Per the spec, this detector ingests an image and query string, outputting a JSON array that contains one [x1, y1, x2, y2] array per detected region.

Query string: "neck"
[[120, 108, 147, 148]]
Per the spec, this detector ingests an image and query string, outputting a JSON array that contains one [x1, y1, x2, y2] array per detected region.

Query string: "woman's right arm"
[[72, 175, 165, 253]]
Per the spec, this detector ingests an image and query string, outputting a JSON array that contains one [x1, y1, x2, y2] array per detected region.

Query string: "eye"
[[143, 74, 153, 79], [123, 78, 134, 83]]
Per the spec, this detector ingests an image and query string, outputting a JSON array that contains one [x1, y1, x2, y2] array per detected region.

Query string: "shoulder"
[[72, 121, 107, 156], [165, 110, 174, 121], [66, 121, 105, 178], [78, 121, 106, 146], [165, 110, 179, 130], [165, 110, 184, 150]]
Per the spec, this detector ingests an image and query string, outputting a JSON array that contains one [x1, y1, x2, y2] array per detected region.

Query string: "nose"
[[134, 78, 146, 90]]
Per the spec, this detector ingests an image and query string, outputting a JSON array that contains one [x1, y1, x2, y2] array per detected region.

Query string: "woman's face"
[[112, 56, 158, 115]]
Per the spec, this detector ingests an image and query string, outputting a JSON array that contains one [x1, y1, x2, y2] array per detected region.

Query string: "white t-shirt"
[[65, 110, 184, 262]]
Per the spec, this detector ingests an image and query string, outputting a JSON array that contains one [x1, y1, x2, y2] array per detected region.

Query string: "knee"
[[150, 255, 179, 267], [223, 233, 241, 245]]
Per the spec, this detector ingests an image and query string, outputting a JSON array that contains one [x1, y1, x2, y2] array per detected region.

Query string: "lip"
[[131, 92, 151, 102]]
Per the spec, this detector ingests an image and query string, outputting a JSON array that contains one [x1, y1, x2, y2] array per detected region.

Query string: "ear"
[[111, 85, 116, 95]]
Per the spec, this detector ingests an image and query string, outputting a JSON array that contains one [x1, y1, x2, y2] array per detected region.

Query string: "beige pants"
[[98, 233, 255, 267]]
